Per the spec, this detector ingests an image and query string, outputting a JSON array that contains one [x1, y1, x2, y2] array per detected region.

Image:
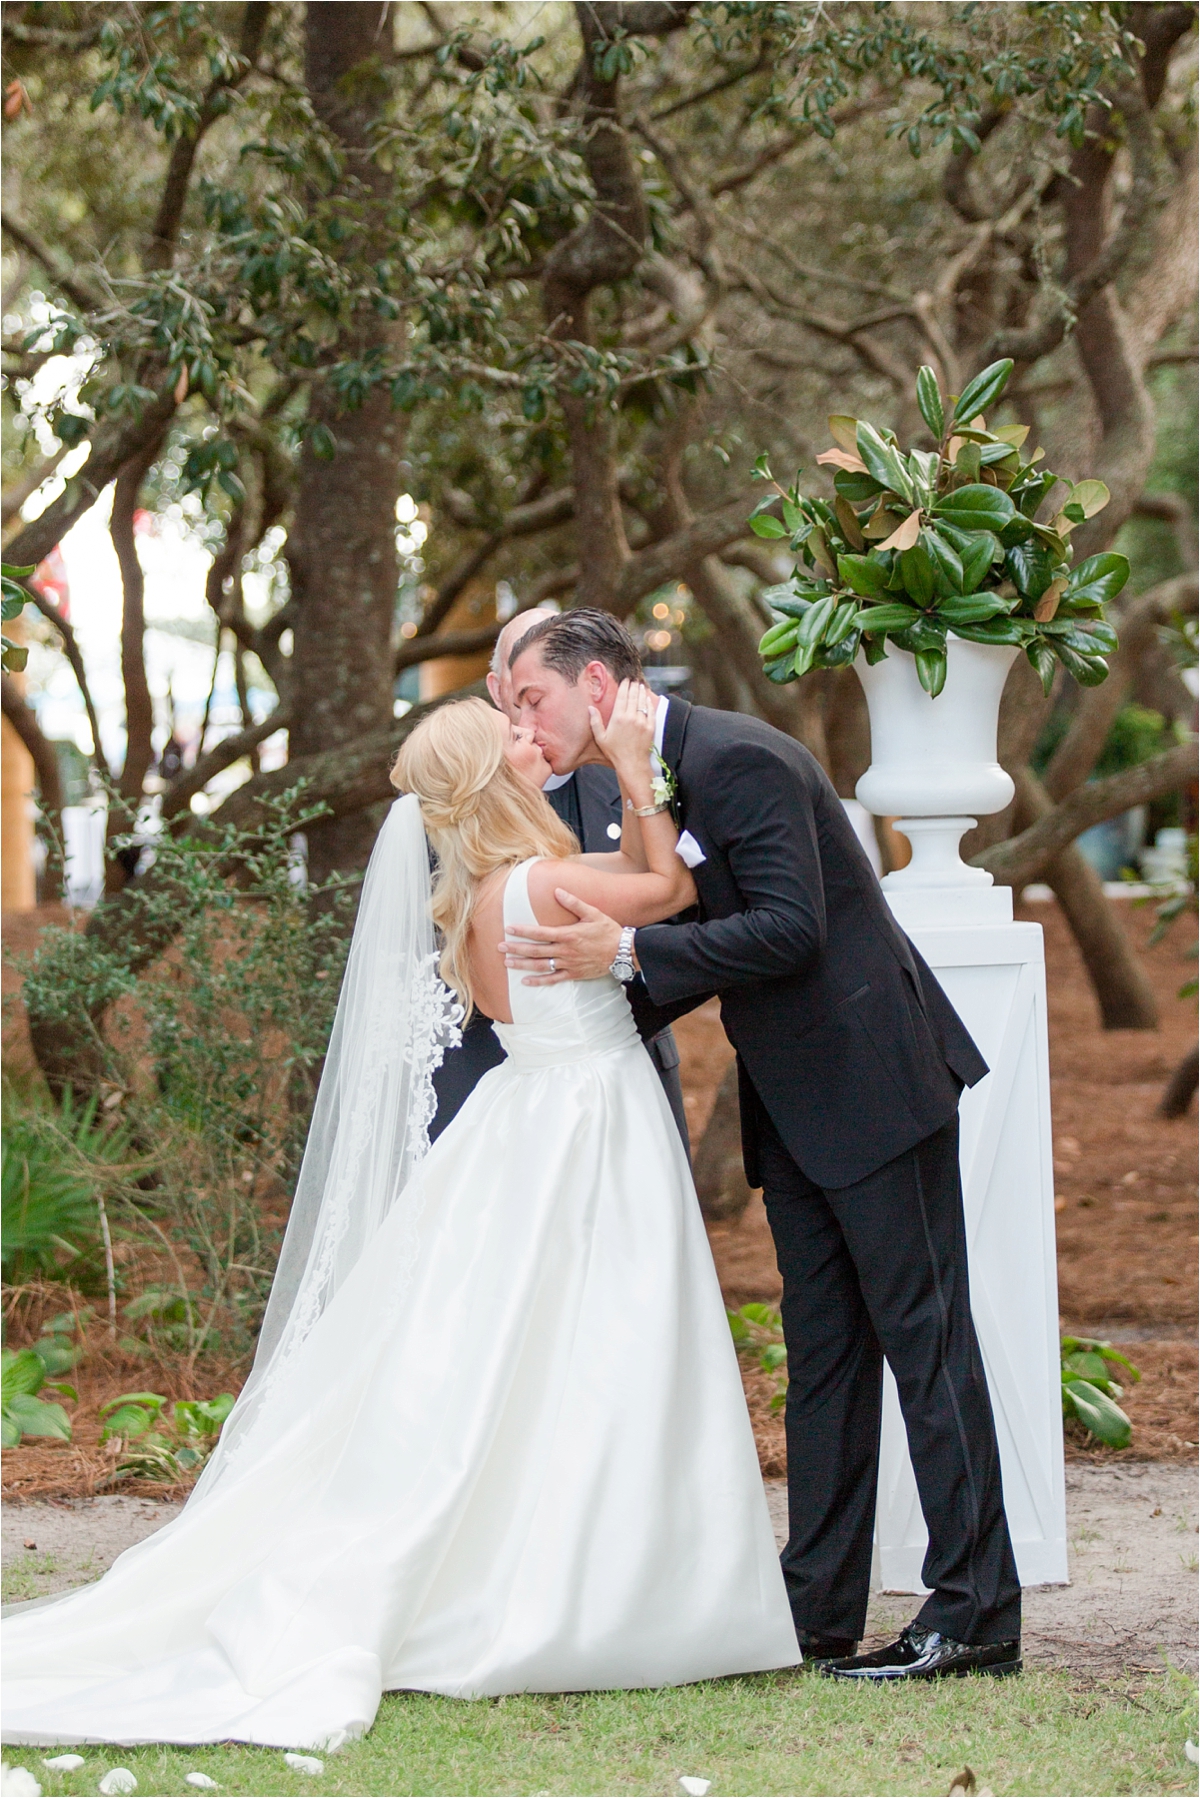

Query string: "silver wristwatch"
[[609, 925, 637, 984]]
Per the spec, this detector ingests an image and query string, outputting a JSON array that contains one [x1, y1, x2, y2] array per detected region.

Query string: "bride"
[[2, 686, 798, 1750]]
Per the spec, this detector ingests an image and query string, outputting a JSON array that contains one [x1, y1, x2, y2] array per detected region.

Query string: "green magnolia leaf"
[[759, 620, 801, 657], [960, 533, 999, 592], [1026, 639, 1058, 695], [851, 602, 923, 633], [1065, 552, 1130, 608], [916, 366, 944, 439], [1062, 1377, 1131, 1448], [952, 358, 1014, 425], [833, 470, 886, 506], [764, 656, 798, 684], [954, 441, 982, 485], [1005, 540, 1058, 601], [932, 484, 1016, 531], [1042, 619, 1119, 655], [1052, 641, 1110, 686], [924, 528, 964, 596], [797, 594, 838, 647], [949, 617, 1031, 647], [1063, 1350, 1112, 1385], [1067, 479, 1109, 519], [1015, 469, 1060, 518], [936, 593, 1010, 625], [749, 514, 788, 539], [836, 553, 890, 600], [855, 421, 913, 504], [898, 541, 936, 606], [825, 600, 860, 647], [914, 648, 948, 696], [781, 497, 805, 533]]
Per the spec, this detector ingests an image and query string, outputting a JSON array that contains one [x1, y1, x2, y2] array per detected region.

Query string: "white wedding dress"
[[2, 858, 798, 1749]]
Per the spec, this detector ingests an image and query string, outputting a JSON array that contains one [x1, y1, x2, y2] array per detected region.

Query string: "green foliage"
[[751, 361, 1127, 697], [1, 1343, 77, 1448], [1, 1089, 128, 1289], [1061, 1336, 1140, 1449], [98, 1386, 235, 1483], [728, 1303, 787, 1411], [16, 792, 356, 1360], [1, 561, 35, 673]]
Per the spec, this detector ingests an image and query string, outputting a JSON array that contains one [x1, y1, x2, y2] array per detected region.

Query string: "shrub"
[[15, 792, 357, 1363]]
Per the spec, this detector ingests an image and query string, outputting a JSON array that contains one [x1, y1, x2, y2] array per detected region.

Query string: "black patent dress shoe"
[[818, 1622, 1021, 1681], [795, 1630, 858, 1665]]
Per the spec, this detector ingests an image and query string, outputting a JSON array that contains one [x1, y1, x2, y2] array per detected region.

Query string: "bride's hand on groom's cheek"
[[500, 891, 623, 984]]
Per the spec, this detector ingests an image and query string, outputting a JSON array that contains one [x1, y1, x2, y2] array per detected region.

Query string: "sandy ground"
[[5, 1463, 1195, 1677]]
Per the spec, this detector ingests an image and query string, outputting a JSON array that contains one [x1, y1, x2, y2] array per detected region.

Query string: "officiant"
[[428, 607, 690, 1152]]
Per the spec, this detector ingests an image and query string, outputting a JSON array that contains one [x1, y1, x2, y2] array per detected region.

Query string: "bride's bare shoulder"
[[524, 857, 580, 927]]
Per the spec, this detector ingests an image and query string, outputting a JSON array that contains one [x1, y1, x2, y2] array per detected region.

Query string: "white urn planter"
[[855, 638, 1018, 894], [852, 635, 1066, 1595]]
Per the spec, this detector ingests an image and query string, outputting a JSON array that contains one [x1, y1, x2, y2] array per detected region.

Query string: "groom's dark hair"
[[509, 608, 643, 684]]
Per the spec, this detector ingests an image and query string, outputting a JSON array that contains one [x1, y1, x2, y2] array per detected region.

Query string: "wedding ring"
[[549, 958, 557, 974]]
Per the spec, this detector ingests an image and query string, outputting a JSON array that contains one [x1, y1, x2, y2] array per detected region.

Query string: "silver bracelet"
[[625, 798, 670, 818]]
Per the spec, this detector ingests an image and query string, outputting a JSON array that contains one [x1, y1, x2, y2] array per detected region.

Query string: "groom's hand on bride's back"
[[501, 890, 624, 984]]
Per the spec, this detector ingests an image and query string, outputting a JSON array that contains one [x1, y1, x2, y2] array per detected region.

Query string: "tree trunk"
[[286, 2, 406, 882], [1011, 768, 1158, 1029], [1, 671, 63, 900], [693, 1061, 755, 1222], [106, 433, 164, 891], [1158, 1043, 1198, 1118]]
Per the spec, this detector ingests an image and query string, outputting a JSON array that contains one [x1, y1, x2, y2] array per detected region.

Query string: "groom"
[[505, 608, 1022, 1681]]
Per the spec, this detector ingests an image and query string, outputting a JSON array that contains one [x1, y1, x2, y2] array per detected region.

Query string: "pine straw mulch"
[[2, 1291, 248, 1505]]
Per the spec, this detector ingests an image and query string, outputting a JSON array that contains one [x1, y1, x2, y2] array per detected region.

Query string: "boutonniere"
[[651, 750, 677, 807], [651, 749, 680, 822]]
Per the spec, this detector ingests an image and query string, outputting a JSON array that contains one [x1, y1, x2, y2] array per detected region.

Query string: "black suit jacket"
[[633, 699, 988, 1189]]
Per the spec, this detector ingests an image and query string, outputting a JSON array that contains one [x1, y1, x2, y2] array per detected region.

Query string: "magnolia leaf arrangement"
[[749, 359, 1128, 698]]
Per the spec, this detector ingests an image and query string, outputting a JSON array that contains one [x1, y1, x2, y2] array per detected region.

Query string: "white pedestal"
[[872, 883, 1069, 1591]]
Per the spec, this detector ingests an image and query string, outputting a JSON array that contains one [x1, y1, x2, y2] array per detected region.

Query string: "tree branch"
[[3, 389, 179, 572], [1, 673, 63, 815], [975, 741, 1197, 889], [0, 209, 103, 315], [160, 709, 291, 820], [614, 500, 751, 609], [22, 588, 106, 773], [147, 1, 271, 270], [1042, 575, 1198, 803]]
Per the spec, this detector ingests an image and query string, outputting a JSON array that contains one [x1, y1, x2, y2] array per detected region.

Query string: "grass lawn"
[[6, 1667, 1197, 1798]]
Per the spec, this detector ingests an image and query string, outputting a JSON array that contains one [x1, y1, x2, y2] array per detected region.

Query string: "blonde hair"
[[391, 697, 578, 1019]]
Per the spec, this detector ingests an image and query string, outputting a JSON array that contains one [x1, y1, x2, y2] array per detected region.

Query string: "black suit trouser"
[[753, 1093, 1020, 1646]]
